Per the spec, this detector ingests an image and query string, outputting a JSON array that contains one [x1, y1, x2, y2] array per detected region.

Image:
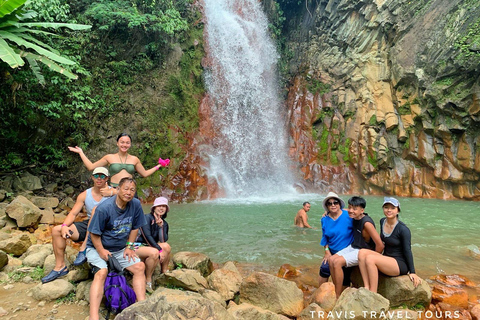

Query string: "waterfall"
[[203, 0, 294, 198]]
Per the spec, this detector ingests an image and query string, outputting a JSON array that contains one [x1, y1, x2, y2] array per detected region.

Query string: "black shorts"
[[395, 258, 409, 275], [72, 219, 89, 242]]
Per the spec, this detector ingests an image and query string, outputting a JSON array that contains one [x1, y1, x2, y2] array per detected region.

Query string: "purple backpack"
[[104, 256, 136, 318]]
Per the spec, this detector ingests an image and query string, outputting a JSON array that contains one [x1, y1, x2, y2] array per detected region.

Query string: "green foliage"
[[8, 266, 44, 282], [455, 18, 480, 60], [307, 77, 331, 95], [0, 0, 91, 83], [369, 115, 377, 126], [24, 0, 70, 22], [56, 292, 77, 304], [0, 0, 200, 173], [398, 103, 411, 115]]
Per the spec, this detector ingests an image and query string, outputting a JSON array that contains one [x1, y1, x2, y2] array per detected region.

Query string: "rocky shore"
[[1, 173, 480, 319]]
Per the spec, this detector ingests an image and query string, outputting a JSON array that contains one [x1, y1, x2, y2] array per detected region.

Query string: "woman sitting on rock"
[[358, 197, 421, 292], [68, 132, 169, 188], [134, 197, 172, 293]]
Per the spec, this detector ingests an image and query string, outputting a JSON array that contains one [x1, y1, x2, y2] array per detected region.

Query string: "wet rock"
[[431, 284, 469, 308], [239, 272, 304, 317], [172, 251, 214, 277], [470, 304, 480, 320], [430, 274, 476, 287]]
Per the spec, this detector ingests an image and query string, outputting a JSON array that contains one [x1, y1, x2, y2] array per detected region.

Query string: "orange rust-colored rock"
[[470, 304, 480, 320], [432, 284, 469, 309], [278, 263, 300, 279], [430, 274, 476, 288]]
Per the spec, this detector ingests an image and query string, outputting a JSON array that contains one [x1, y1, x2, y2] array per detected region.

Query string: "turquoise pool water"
[[144, 194, 480, 283]]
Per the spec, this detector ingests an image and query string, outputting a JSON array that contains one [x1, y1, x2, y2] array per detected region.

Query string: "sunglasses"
[[93, 174, 107, 179], [327, 200, 340, 206]]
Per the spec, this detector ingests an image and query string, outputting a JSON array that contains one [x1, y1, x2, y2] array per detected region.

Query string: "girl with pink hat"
[[133, 197, 171, 293]]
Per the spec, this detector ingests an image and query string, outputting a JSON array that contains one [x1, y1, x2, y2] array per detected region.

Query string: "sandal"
[[146, 282, 154, 294], [41, 266, 69, 284]]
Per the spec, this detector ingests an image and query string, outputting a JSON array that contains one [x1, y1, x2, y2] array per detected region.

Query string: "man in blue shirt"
[[85, 177, 147, 320]]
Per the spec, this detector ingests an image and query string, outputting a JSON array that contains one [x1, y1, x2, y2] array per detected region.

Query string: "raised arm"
[[364, 222, 384, 253], [133, 156, 160, 178], [68, 146, 109, 171]]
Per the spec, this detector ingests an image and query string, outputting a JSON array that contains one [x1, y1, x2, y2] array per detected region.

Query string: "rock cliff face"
[[277, 0, 480, 199]]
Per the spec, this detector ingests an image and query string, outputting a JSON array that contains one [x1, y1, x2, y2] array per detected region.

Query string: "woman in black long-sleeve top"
[[135, 197, 171, 293], [358, 197, 421, 293]]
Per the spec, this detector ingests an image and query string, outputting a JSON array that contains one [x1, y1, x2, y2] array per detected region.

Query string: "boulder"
[[0, 250, 8, 270], [431, 284, 469, 308], [227, 302, 290, 320], [156, 268, 208, 292], [39, 208, 55, 224], [173, 251, 214, 277], [332, 287, 390, 320], [377, 274, 431, 308], [198, 288, 227, 307], [0, 190, 6, 202], [21, 244, 52, 267], [309, 282, 336, 312], [207, 262, 242, 300], [5, 195, 42, 228], [352, 269, 431, 308], [239, 272, 304, 317], [387, 309, 418, 320], [32, 279, 74, 301], [12, 173, 42, 191], [115, 288, 235, 320], [0, 234, 32, 256], [30, 196, 59, 209], [471, 304, 480, 320], [76, 280, 93, 301], [298, 303, 327, 320]]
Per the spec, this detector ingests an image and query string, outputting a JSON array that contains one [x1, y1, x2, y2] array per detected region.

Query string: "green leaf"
[[21, 51, 78, 80], [24, 54, 44, 84], [0, 30, 75, 64], [0, 0, 27, 19], [0, 37, 23, 67], [16, 22, 91, 30]]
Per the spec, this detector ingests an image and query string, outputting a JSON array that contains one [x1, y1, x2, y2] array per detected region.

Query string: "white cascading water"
[[203, 0, 294, 198]]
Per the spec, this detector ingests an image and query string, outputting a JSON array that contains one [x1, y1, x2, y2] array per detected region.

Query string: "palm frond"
[[0, 29, 75, 64], [21, 51, 78, 80], [24, 53, 45, 84], [0, 36, 23, 67], [0, 0, 26, 19]]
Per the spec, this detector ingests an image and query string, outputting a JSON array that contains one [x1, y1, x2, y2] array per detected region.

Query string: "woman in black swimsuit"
[[68, 133, 168, 188], [358, 197, 421, 293]]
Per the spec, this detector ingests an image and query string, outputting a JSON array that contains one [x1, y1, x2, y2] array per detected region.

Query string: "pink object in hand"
[[158, 158, 170, 167]]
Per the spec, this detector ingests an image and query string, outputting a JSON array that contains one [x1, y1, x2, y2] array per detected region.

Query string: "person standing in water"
[[294, 202, 313, 228], [68, 132, 169, 187]]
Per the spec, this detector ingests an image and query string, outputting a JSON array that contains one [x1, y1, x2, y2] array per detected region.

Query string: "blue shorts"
[[86, 248, 141, 270]]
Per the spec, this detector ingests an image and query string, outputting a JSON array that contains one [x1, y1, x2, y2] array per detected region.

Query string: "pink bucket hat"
[[152, 197, 169, 213]]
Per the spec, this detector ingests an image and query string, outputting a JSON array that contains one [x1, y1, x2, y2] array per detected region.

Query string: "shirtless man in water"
[[294, 202, 313, 228]]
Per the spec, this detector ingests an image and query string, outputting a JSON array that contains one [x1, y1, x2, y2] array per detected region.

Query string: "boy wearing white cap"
[[42, 167, 114, 283]]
